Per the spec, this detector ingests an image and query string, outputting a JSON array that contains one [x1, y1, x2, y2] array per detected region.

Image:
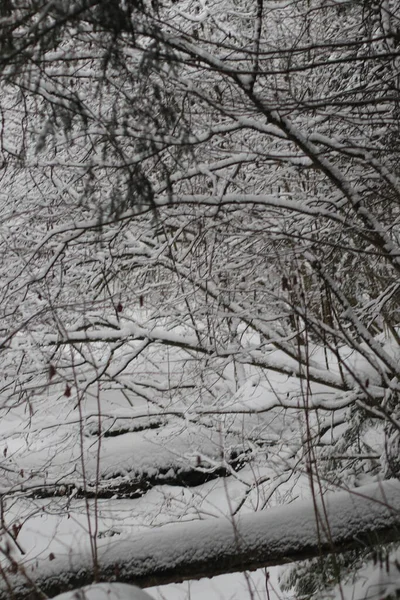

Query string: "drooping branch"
[[3, 480, 400, 600]]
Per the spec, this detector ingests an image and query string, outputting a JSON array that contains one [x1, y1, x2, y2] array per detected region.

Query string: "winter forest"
[[1, 0, 400, 599]]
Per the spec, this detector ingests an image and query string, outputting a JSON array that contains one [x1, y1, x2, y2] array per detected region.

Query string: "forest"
[[0, 0, 400, 599]]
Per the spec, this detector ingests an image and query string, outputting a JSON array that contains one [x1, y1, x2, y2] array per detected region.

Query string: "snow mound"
[[53, 583, 155, 600]]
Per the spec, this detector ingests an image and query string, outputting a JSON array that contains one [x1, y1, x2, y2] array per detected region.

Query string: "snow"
[[149, 570, 282, 600], [53, 583, 155, 600], [325, 546, 400, 600], [1, 326, 398, 599], [2, 480, 400, 599], [2, 3, 400, 600]]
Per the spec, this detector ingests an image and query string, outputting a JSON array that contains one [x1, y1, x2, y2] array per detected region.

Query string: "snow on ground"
[[51, 578, 284, 600], [149, 569, 283, 600], [54, 583, 155, 600]]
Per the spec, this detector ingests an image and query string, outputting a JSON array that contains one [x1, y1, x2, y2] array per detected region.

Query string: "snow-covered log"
[[2, 480, 400, 600]]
